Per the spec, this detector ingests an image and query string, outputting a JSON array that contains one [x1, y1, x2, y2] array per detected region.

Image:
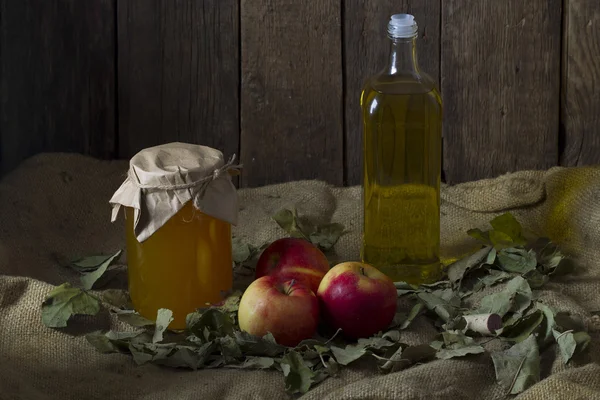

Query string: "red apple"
[[238, 275, 319, 347], [317, 262, 397, 339], [255, 237, 330, 294]]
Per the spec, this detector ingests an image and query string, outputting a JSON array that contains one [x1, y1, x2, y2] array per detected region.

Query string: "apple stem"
[[286, 279, 296, 295]]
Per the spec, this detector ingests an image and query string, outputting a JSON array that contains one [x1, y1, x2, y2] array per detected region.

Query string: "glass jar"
[[110, 142, 240, 330]]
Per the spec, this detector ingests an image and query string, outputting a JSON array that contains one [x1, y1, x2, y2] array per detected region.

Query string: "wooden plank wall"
[[1, 0, 599, 187]]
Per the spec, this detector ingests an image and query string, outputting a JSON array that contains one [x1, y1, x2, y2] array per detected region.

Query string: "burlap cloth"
[[1, 153, 600, 400]]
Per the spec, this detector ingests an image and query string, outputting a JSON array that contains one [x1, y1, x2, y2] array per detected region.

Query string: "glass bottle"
[[360, 14, 443, 285]]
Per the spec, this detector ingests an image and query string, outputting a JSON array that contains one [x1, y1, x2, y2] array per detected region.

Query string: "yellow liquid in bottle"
[[125, 202, 233, 329], [361, 73, 442, 284]]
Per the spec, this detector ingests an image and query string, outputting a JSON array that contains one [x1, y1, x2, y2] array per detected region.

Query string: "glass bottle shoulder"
[[360, 70, 442, 111]]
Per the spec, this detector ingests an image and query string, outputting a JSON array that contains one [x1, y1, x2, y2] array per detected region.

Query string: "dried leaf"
[[272, 208, 344, 251], [555, 312, 585, 332], [379, 344, 436, 372], [86, 330, 149, 354], [281, 350, 315, 394], [553, 329, 577, 364], [80, 250, 122, 290], [436, 345, 485, 360], [553, 330, 591, 364], [467, 228, 490, 243], [525, 269, 549, 289], [468, 213, 526, 250], [475, 276, 532, 318], [400, 302, 425, 330], [271, 208, 309, 240], [41, 283, 100, 328], [69, 252, 120, 272], [234, 331, 286, 357], [228, 356, 275, 369], [474, 270, 514, 292], [447, 246, 491, 287], [491, 334, 540, 394], [497, 248, 537, 275], [395, 281, 419, 296], [502, 310, 544, 343], [330, 344, 367, 366], [187, 308, 235, 340], [101, 289, 132, 309], [232, 237, 253, 264], [417, 291, 459, 323], [489, 213, 527, 247], [115, 310, 155, 327], [536, 303, 556, 343], [309, 223, 344, 251], [152, 309, 174, 343]]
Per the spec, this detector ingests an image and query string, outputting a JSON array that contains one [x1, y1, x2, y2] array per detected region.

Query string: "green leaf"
[[468, 213, 526, 250], [69, 251, 121, 272], [436, 345, 485, 360], [356, 336, 395, 350], [157, 343, 213, 369], [80, 250, 122, 290], [468, 228, 490, 243], [379, 344, 436, 373], [41, 283, 100, 328], [187, 308, 235, 340], [486, 248, 498, 264], [229, 356, 275, 369], [552, 330, 591, 364], [395, 281, 419, 296], [524, 269, 549, 289], [489, 230, 516, 250], [330, 344, 368, 366], [573, 332, 591, 354], [272, 208, 309, 240], [101, 289, 132, 309], [234, 331, 286, 357], [555, 312, 585, 332], [86, 330, 148, 354], [152, 309, 174, 343], [497, 248, 537, 275], [502, 310, 544, 343], [329, 335, 396, 366], [232, 237, 253, 264], [416, 291, 458, 323], [471, 270, 514, 293], [492, 334, 540, 395], [400, 302, 425, 330], [475, 276, 532, 317], [115, 310, 155, 327], [536, 303, 556, 343], [489, 213, 527, 247], [309, 222, 345, 251], [553, 329, 577, 364], [281, 350, 315, 394], [272, 207, 345, 251], [447, 246, 491, 287]]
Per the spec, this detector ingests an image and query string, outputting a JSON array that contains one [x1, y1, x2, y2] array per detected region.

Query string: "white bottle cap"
[[388, 13, 418, 39]]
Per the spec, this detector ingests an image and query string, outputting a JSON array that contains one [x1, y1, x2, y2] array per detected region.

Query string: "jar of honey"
[[109, 142, 240, 329]]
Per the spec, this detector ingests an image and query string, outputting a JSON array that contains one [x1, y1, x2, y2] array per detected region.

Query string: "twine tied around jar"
[[127, 154, 242, 192]]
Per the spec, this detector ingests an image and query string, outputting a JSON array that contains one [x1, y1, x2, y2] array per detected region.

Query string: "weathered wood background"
[[1, 0, 599, 187]]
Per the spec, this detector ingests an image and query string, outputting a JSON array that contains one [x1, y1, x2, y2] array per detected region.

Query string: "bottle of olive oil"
[[360, 14, 442, 284]]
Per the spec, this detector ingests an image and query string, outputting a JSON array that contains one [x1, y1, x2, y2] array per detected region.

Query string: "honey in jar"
[[110, 142, 240, 329]]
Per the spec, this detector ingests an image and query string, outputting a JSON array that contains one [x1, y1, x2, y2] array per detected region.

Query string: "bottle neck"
[[386, 37, 420, 76]]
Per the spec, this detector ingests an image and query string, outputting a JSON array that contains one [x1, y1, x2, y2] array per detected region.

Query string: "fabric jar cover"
[[109, 142, 240, 242]]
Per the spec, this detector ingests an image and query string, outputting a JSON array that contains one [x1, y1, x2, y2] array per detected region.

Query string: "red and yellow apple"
[[317, 261, 397, 339], [238, 275, 319, 347], [255, 237, 330, 294]]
